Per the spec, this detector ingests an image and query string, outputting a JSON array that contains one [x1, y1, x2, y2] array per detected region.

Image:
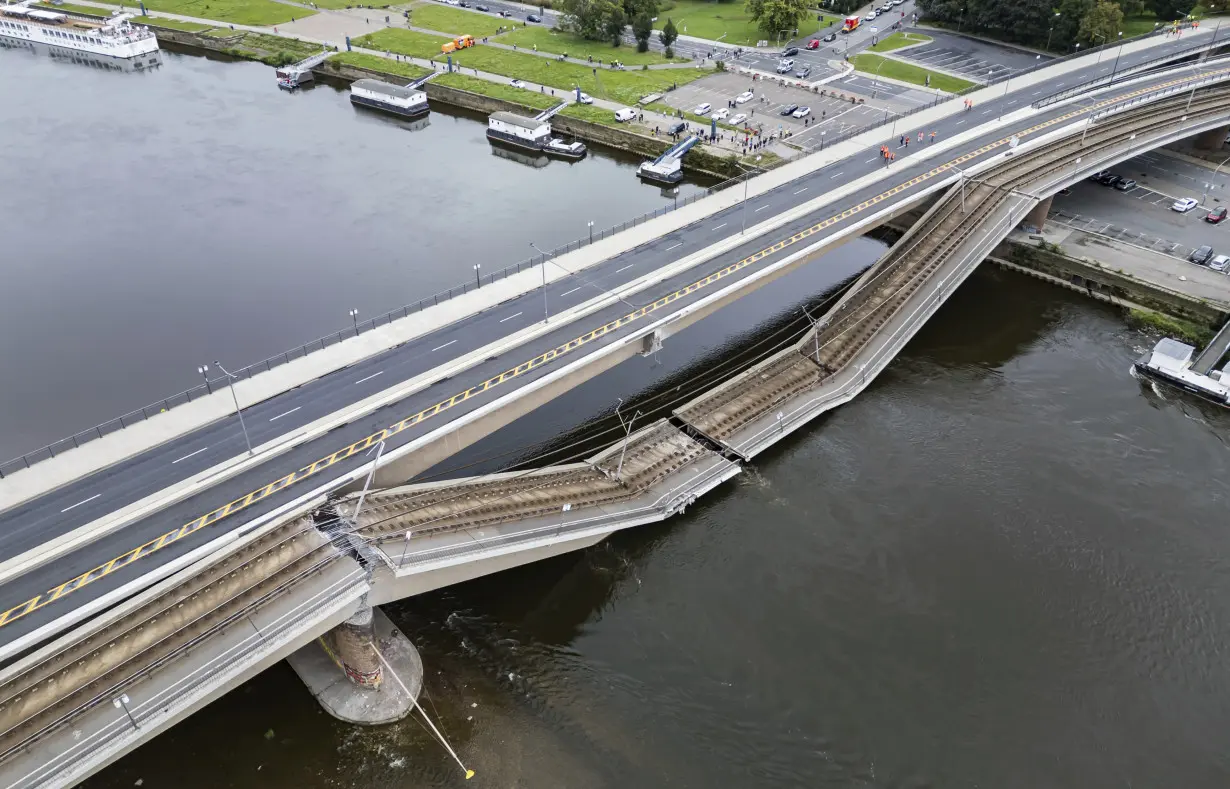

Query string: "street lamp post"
[[871, 56, 887, 99], [113, 694, 139, 730], [528, 242, 550, 323], [214, 360, 254, 456], [1110, 31, 1124, 75], [957, 7, 965, 34], [1093, 32, 1108, 63], [198, 364, 212, 394], [474, 263, 481, 287], [588, 220, 594, 244], [349, 308, 359, 336], [1203, 153, 1230, 203]]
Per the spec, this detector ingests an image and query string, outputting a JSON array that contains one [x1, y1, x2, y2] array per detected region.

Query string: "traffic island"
[[287, 604, 423, 725]]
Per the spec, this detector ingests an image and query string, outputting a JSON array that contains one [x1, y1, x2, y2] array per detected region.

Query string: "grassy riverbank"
[[500, 25, 676, 66], [133, 0, 310, 25], [410, 4, 511, 37], [328, 51, 431, 79], [434, 72, 561, 108]]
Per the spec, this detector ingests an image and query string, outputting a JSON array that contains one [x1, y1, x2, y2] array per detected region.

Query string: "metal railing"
[[2, 27, 1218, 480], [0, 173, 745, 479]]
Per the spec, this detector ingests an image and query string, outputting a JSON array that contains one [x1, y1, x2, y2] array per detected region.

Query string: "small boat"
[[277, 76, 297, 91], [544, 137, 586, 160]]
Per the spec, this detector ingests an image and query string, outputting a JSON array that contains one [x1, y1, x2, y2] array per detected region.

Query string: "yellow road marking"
[[3, 67, 1225, 632]]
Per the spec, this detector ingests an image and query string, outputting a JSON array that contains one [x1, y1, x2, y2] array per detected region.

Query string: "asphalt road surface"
[[1, 37, 1224, 648], [896, 28, 1054, 82]]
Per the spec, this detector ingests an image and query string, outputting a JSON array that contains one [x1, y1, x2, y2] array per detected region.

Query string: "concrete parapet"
[[287, 606, 422, 725], [1193, 124, 1229, 150]]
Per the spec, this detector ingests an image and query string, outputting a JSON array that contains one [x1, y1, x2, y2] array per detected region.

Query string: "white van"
[[614, 107, 637, 122]]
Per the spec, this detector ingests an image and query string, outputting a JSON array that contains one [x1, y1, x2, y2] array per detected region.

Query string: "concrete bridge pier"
[[287, 603, 423, 725], [1023, 195, 1053, 232], [1192, 124, 1230, 151]]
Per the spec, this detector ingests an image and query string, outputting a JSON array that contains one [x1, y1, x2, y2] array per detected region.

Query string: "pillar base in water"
[[287, 606, 422, 725]]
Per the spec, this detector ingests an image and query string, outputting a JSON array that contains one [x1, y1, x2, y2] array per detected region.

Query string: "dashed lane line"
[[60, 495, 101, 514], [171, 447, 208, 465], [4, 67, 1223, 632], [353, 371, 384, 385], [269, 407, 301, 422]]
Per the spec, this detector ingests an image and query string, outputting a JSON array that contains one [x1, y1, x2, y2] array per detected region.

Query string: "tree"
[[745, 0, 809, 37], [659, 15, 678, 47], [603, 4, 627, 44], [1148, 0, 1195, 20], [632, 11, 653, 51], [623, 0, 657, 20], [1077, 0, 1123, 43]]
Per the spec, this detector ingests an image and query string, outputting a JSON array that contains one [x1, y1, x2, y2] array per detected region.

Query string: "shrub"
[[664, 45, 674, 58]]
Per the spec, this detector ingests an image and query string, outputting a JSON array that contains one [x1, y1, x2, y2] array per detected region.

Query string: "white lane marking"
[[756, 205, 771, 212], [171, 446, 209, 465], [794, 187, 809, 195], [1056, 81, 1066, 87], [61, 494, 101, 513], [499, 312, 526, 325], [981, 108, 993, 114], [865, 157, 878, 163], [562, 286, 582, 296], [269, 406, 301, 422], [616, 264, 634, 273], [354, 370, 385, 384], [955, 119, 966, 126], [829, 171, 844, 179], [431, 340, 457, 352], [665, 242, 683, 251], [713, 222, 728, 231]]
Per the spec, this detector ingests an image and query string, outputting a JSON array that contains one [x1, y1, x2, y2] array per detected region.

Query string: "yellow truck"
[[441, 35, 475, 54]]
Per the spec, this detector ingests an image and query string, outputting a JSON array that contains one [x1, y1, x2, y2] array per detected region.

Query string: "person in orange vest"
[[930, 130, 937, 143]]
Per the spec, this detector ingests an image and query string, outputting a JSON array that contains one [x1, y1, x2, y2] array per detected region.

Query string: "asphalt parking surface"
[[660, 71, 903, 151], [1051, 174, 1230, 264], [894, 28, 1053, 82]]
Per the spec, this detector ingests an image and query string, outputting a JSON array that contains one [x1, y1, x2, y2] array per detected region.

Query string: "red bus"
[[842, 15, 860, 33]]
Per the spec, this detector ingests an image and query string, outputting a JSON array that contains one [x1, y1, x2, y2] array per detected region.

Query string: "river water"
[[3, 43, 1229, 789]]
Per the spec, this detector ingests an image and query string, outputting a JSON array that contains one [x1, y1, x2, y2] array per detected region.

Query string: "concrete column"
[[319, 604, 382, 688], [1193, 125, 1230, 151], [1024, 195, 1053, 232]]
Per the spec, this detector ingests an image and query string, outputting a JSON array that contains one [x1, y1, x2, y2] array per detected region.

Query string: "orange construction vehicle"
[[441, 34, 475, 54]]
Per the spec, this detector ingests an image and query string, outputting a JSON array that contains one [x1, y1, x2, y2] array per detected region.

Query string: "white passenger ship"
[[0, 1, 159, 59]]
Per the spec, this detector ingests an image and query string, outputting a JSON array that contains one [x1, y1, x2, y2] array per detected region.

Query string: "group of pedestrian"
[[963, 99, 975, 111], [880, 145, 896, 164]]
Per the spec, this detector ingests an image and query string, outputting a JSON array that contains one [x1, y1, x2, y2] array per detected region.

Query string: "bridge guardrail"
[[1, 26, 1217, 479], [0, 172, 746, 479], [1033, 33, 1226, 109]]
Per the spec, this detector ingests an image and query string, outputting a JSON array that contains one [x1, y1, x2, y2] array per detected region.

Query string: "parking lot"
[[1050, 176, 1230, 268], [893, 28, 1053, 83], [659, 70, 904, 152]]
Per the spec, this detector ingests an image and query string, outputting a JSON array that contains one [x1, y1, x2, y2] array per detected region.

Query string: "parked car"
[[510, 78, 526, 88], [1097, 172, 1121, 186], [1189, 245, 1214, 265], [796, 65, 812, 78], [776, 60, 794, 73], [731, 112, 748, 125], [867, 10, 878, 18], [1114, 178, 1137, 191], [458, 1, 470, 7], [823, 31, 837, 42], [577, 92, 593, 104], [475, 3, 489, 9], [614, 107, 637, 122], [1173, 197, 1200, 212], [782, 46, 800, 56], [711, 107, 730, 120], [526, 13, 541, 22], [1211, 254, 1230, 271], [780, 103, 799, 116], [807, 38, 821, 49], [1207, 206, 1229, 223], [1088, 170, 1106, 182], [667, 120, 687, 135], [735, 90, 754, 103], [792, 106, 811, 118], [497, 9, 510, 15], [693, 102, 712, 115]]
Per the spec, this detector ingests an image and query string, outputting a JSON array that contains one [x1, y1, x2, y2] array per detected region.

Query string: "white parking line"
[[616, 264, 634, 273], [171, 447, 209, 465], [498, 312, 522, 323], [431, 339, 457, 352], [713, 222, 728, 231], [354, 370, 385, 384], [665, 242, 683, 251], [61, 494, 101, 513], [269, 406, 301, 422]]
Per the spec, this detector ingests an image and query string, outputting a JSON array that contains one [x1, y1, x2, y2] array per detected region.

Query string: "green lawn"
[[442, 45, 710, 104], [559, 102, 628, 126], [434, 72, 561, 108], [38, 2, 113, 17], [328, 51, 431, 79], [354, 27, 453, 58], [501, 25, 675, 65], [850, 53, 974, 93], [133, 0, 312, 26], [1120, 12, 1162, 36], [410, 4, 511, 37], [308, 0, 363, 8], [128, 14, 215, 31], [867, 31, 932, 52], [663, 1, 835, 47]]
